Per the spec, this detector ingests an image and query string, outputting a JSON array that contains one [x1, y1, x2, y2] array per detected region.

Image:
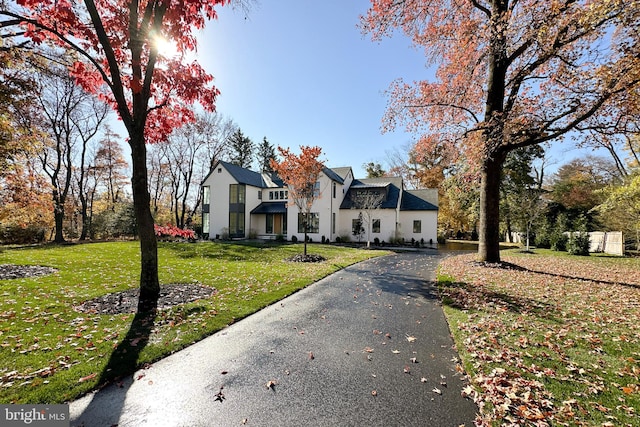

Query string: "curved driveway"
[[70, 251, 478, 426]]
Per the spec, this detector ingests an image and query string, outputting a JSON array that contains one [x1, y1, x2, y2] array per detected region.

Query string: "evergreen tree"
[[257, 137, 277, 173], [364, 162, 386, 178], [228, 129, 254, 168]]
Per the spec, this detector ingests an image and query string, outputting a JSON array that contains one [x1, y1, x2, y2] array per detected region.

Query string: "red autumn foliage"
[[154, 224, 195, 240]]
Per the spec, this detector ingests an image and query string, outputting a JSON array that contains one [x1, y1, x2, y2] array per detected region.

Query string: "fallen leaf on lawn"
[[432, 387, 442, 395], [392, 350, 400, 354], [410, 357, 417, 363], [308, 351, 314, 360], [421, 377, 428, 383], [363, 347, 374, 353], [405, 334, 416, 343], [371, 390, 377, 396], [404, 366, 410, 373], [78, 373, 97, 383]]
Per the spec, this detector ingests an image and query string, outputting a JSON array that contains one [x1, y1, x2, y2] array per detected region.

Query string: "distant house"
[[201, 161, 438, 244]]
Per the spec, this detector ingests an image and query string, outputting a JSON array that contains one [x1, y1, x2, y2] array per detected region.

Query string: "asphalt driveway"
[[70, 251, 478, 426]]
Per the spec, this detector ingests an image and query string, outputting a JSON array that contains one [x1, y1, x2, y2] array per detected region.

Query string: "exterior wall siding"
[[399, 211, 438, 244], [204, 167, 236, 239]]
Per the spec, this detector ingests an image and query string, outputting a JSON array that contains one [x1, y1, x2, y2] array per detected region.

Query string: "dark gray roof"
[[322, 167, 345, 184], [401, 189, 438, 211], [340, 178, 401, 210], [219, 161, 266, 188], [330, 167, 352, 181], [250, 202, 288, 214]]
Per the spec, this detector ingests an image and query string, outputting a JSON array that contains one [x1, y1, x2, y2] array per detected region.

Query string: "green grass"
[[0, 241, 386, 404], [438, 249, 640, 426]]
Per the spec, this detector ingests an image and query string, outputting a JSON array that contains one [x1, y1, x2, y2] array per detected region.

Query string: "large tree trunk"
[[129, 133, 159, 313], [53, 201, 65, 243], [478, 153, 506, 263], [478, 2, 509, 263], [79, 195, 89, 241]]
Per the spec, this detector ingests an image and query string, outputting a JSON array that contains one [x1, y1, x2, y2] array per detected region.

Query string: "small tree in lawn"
[[351, 188, 385, 248], [270, 145, 324, 257]]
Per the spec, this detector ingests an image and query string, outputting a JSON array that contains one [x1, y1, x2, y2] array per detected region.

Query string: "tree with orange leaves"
[[270, 145, 324, 257], [363, 0, 640, 263]]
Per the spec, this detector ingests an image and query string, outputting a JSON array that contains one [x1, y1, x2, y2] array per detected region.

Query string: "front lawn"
[[0, 241, 386, 404], [439, 249, 640, 426]]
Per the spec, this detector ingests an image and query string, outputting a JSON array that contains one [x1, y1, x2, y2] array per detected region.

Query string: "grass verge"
[[0, 241, 386, 404], [438, 249, 640, 426]]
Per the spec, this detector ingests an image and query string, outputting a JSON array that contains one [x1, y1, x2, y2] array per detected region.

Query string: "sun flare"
[[152, 35, 179, 58]]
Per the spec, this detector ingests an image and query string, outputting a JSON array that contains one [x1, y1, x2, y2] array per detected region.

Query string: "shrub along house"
[[201, 160, 438, 244]]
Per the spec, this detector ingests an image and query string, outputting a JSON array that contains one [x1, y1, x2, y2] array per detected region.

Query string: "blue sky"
[[199, 0, 430, 178]]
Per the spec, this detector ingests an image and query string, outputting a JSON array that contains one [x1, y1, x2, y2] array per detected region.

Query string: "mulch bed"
[[0, 263, 215, 315], [74, 283, 217, 314], [286, 254, 327, 263], [0, 264, 58, 280]]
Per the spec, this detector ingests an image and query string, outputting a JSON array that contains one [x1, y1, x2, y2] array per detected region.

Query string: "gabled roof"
[[401, 189, 439, 211], [322, 167, 345, 184], [217, 161, 267, 188], [261, 172, 284, 188], [330, 167, 352, 181]]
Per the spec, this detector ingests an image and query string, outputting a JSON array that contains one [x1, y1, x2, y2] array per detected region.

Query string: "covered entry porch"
[[250, 202, 288, 239]]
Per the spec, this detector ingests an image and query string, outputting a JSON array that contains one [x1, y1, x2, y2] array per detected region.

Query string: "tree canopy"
[[363, 0, 640, 262]]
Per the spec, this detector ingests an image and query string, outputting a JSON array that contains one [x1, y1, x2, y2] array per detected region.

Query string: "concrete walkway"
[[70, 252, 478, 426]]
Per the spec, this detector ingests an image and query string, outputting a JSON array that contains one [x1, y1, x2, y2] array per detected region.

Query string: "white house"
[[200, 161, 438, 244]]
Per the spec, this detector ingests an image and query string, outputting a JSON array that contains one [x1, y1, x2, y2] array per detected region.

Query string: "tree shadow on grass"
[[522, 266, 640, 290], [437, 279, 561, 322], [73, 307, 157, 426], [478, 259, 640, 290]]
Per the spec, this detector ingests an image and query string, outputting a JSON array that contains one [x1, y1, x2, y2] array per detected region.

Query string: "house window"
[[298, 212, 319, 233], [413, 220, 422, 233], [269, 191, 274, 200], [203, 186, 210, 205], [284, 191, 288, 199], [372, 219, 381, 233], [332, 212, 336, 234], [229, 184, 246, 237], [229, 184, 245, 204], [333, 182, 336, 198], [202, 212, 210, 234], [258, 190, 262, 200], [229, 212, 245, 236], [352, 218, 363, 236], [313, 181, 320, 197], [280, 190, 285, 199], [266, 214, 274, 234], [218, 168, 222, 173]]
